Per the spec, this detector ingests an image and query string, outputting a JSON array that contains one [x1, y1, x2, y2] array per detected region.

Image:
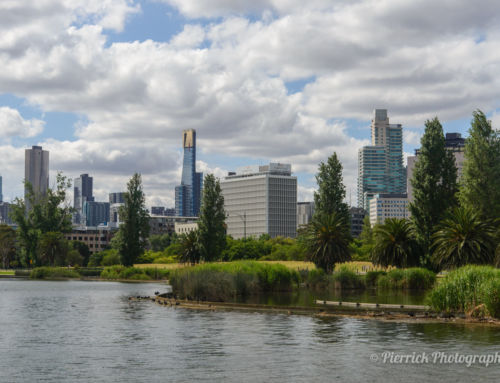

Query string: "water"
[[1, 279, 499, 382]]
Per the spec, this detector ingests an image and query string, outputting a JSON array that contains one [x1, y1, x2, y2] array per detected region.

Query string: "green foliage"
[[198, 174, 226, 262], [302, 212, 351, 273], [149, 233, 177, 252], [77, 267, 103, 277], [0, 224, 17, 269], [101, 250, 121, 266], [66, 249, 83, 266], [178, 230, 201, 264], [428, 265, 500, 317], [118, 173, 150, 266], [313, 152, 350, 224], [303, 268, 328, 289], [365, 270, 386, 287], [9, 172, 73, 266], [170, 261, 299, 301], [371, 218, 421, 268], [431, 207, 496, 269], [332, 266, 365, 289], [459, 110, 500, 222], [479, 278, 500, 319], [70, 241, 91, 267], [376, 268, 435, 290], [87, 251, 104, 267], [100, 265, 169, 280], [38, 231, 68, 266], [30, 267, 80, 279], [136, 250, 156, 264], [409, 118, 458, 261], [165, 242, 182, 257]]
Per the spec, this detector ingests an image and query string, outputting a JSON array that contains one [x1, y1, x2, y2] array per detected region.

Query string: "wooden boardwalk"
[[315, 300, 431, 311]]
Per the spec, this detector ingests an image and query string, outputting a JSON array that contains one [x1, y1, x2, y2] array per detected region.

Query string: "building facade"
[[25, 145, 49, 201], [109, 192, 125, 204], [83, 201, 110, 227], [175, 129, 203, 217], [175, 221, 199, 235], [369, 193, 409, 227], [65, 227, 115, 254], [349, 207, 366, 238], [0, 175, 3, 203], [221, 163, 297, 239], [73, 174, 94, 224], [149, 216, 198, 236], [0, 202, 11, 224], [407, 132, 465, 202], [297, 202, 315, 228], [358, 110, 405, 211]]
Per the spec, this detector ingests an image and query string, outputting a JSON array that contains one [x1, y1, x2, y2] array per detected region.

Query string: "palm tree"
[[178, 230, 201, 265], [431, 207, 496, 269], [301, 212, 351, 273], [371, 218, 421, 268]]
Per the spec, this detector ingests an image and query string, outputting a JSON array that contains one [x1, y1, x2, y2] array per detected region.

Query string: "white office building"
[[221, 163, 297, 239], [369, 193, 409, 227]]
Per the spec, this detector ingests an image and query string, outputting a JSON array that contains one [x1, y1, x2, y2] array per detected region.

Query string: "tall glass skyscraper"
[[0, 174, 3, 203], [358, 110, 406, 210], [175, 129, 203, 217], [74, 174, 94, 224]]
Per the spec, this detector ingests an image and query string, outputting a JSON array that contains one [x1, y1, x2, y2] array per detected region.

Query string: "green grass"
[[100, 265, 170, 280], [377, 268, 436, 290], [170, 261, 300, 302], [0, 270, 15, 275], [332, 266, 365, 289], [30, 267, 80, 279], [427, 265, 500, 318]]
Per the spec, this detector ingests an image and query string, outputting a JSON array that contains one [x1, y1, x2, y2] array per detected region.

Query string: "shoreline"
[[133, 296, 500, 327]]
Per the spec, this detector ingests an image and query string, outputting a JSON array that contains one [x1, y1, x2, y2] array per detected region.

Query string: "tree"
[[313, 152, 350, 223], [371, 218, 421, 268], [301, 212, 351, 273], [70, 241, 91, 267], [409, 117, 458, 262], [431, 207, 496, 270], [178, 230, 201, 265], [0, 224, 16, 269], [10, 172, 73, 266], [149, 233, 176, 252], [198, 174, 226, 262], [38, 232, 68, 266], [459, 110, 500, 222], [118, 173, 150, 266]]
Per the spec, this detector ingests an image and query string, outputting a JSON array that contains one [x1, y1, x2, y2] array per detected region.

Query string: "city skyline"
[[0, 1, 499, 207]]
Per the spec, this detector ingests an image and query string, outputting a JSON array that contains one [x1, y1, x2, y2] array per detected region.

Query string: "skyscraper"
[[73, 174, 94, 224], [0, 174, 3, 203], [358, 110, 405, 210], [25, 145, 49, 201], [83, 201, 110, 227], [175, 129, 203, 217]]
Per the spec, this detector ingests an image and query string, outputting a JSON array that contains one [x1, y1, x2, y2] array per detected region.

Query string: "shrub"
[[365, 270, 386, 287], [14, 269, 31, 277], [480, 278, 500, 319], [170, 261, 299, 302], [30, 267, 80, 279], [377, 268, 435, 290], [100, 266, 169, 280], [428, 265, 500, 315], [101, 250, 121, 266], [332, 266, 365, 289], [78, 267, 103, 277], [304, 268, 328, 289], [153, 255, 177, 264]]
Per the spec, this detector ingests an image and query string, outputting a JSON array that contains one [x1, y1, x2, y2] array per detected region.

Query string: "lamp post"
[[233, 212, 247, 239]]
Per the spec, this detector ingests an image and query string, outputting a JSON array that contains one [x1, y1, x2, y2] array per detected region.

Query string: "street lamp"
[[233, 212, 247, 239]]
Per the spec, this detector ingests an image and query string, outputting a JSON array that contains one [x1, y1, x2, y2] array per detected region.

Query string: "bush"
[[332, 266, 365, 289], [377, 268, 435, 290], [88, 252, 104, 267], [365, 270, 386, 287], [100, 265, 169, 280], [304, 268, 328, 289], [153, 255, 177, 264], [30, 267, 80, 279], [170, 261, 299, 302], [14, 269, 31, 277], [428, 265, 500, 316], [101, 250, 121, 266], [78, 267, 103, 277]]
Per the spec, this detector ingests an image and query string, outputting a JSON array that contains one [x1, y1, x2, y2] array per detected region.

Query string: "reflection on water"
[[0, 279, 499, 382]]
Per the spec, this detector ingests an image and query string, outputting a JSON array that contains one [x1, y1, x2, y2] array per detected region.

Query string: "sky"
[[1, 0, 500, 207]]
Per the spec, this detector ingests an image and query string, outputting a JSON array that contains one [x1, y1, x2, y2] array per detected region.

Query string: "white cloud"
[[1, 0, 500, 206], [0, 107, 44, 139]]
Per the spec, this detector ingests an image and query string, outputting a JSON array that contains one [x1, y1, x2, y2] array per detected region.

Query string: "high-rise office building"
[[109, 192, 125, 204], [358, 110, 405, 210], [175, 130, 203, 217], [83, 201, 110, 227], [349, 207, 366, 238], [25, 145, 49, 201], [369, 193, 409, 227], [297, 202, 315, 228], [221, 163, 297, 239], [0, 202, 11, 224], [407, 132, 465, 202], [73, 174, 94, 224], [0, 174, 3, 203]]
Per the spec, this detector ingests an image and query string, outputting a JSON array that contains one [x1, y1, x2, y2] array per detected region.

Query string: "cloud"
[[0, 107, 45, 139], [1, 0, 500, 207]]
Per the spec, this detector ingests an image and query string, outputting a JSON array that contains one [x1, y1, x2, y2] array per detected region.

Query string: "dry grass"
[[260, 261, 316, 271], [334, 261, 391, 273], [133, 263, 187, 270]]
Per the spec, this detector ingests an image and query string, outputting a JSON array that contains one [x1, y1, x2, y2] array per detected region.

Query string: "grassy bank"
[[100, 265, 170, 281], [170, 261, 300, 302], [30, 267, 80, 279], [427, 265, 500, 318], [304, 267, 436, 291]]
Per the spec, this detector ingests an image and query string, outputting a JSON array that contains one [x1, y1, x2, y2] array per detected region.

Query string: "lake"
[[0, 279, 499, 382]]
